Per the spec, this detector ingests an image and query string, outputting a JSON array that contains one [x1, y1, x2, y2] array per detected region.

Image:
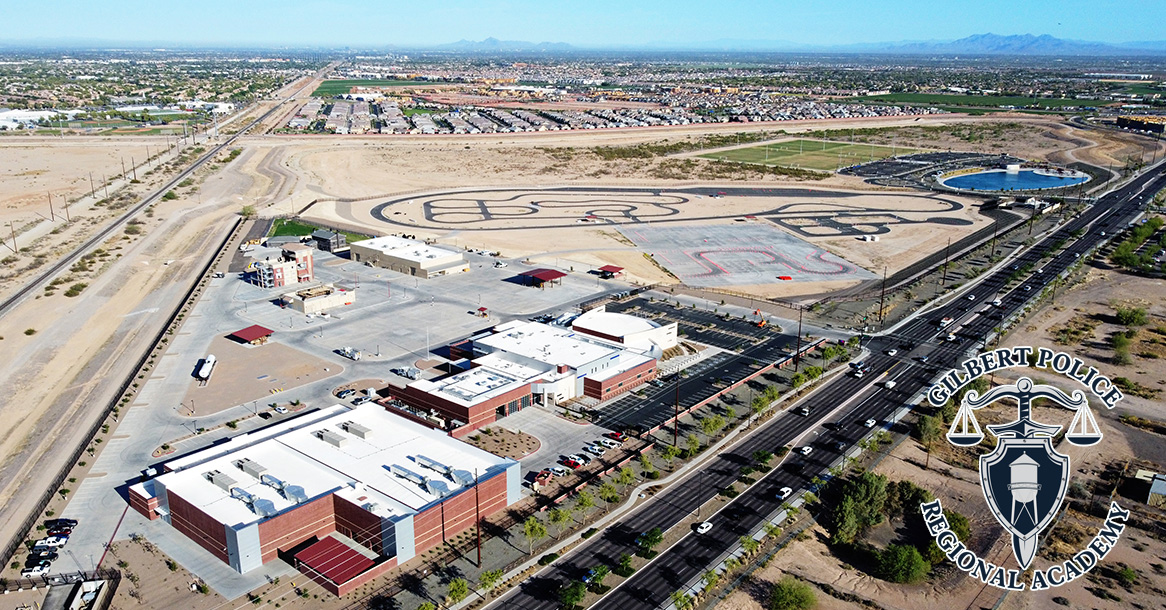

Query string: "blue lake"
[[943, 170, 1088, 191]]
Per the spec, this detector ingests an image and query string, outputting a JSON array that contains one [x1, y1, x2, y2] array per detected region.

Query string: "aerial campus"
[[3, 4, 1166, 610]]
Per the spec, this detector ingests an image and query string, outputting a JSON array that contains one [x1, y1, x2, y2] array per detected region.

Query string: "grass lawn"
[[312, 79, 423, 97], [698, 139, 920, 171], [853, 92, 1102, 109], [268, 218, 371, 245]]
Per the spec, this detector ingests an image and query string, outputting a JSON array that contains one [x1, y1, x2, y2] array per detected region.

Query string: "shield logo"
[[980, 437, 1069, 569]]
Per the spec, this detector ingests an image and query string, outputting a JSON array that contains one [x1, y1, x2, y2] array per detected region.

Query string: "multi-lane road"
[[492, 161, 1166, 609]]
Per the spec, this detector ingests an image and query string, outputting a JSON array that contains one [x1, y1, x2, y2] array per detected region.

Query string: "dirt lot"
[[0, 139, 132, 225], [181, 337, 339, 415]]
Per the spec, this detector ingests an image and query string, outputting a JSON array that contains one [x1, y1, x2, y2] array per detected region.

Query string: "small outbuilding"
[[597, 265, 624, 279], [311, 229, 348, 253], [229, 325, 274, 345]]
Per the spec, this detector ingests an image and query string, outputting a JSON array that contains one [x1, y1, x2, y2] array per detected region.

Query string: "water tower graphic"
[[948, 377, 1094, 570], [1007, 452, 1041, 528]]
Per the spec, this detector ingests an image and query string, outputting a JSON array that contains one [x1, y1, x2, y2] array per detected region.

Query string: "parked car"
[[598, 438, 621, 449], [606, 432, 627, 442], [44, 519, 77, 530], [28, 551, 58, 562], [46, 528, 72, 537], [337, 389, 356, 399], [562, 459, 583, 470], [35, 536, 67, 548], [571, 453, 592, 466], [274, 406, 289, 414], [584, 445, 606, 457], [24, 558, 50, 569], [549, 466, 569, 477], [695, 521, 713, 534], [776, 487, 793, 501], [21, 564, 49, 578], [493, 261, 508, 268], [351, 396, 371, 406]]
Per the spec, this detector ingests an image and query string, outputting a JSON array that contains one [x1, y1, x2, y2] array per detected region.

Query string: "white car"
[[696, 521, 713, 534], [598, 438, 621, 449], [549, 466, 569, 477], [584, 445, 606, 457], [864, 419, 877, 428], [883, 380, 896, 389], [800, 446, 813, 456], [967, 294, 976, 301], [992, 299, 1002, 307], [21, 565, 49, 578], [946, 334, 957, 342], [493, 261, 508, 268], [777, 486, 793, 501], [274, 406, 289, 414], [568, 454, 589, 466], [35, 536, 67, 548], [886, 349, 898, 357], [852, 370, 865, 379]]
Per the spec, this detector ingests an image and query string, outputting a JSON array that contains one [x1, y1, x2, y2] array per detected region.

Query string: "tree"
[[741, 535, 761, 556], [753, 450, 773, 467], [587, 564, 610, 591], [559, 580, 587, 609], [661, 444, 681, 467], [752, 397, 767, 418], [446, 578, 469, 605], [617, 553, 634, 576], [686, 434, 701, 455], [917, 414, 943, 469], [575, 490, 596, 519], [724, 405, 736, 420], [849, 471, 889, 529], [523, 515, 547, 555], [599, 483, 620, 510], [638, 527, 664, 556], [548, 507, 572, 538], [239, 205, 256, 219], [615, 466, 636, 489], [479, 569, 503, 598], [1115, 306, 1148, 327], [832, 495, 860, 544], [638, 452, 655, 473], [878, 543, 930, 583], [763, 522, 782, 539], [671, 591, 694, 610], [417, 603, 436, 610], [790, 373, 807, 388], [700, 414, 726, 442], [702, 569, 721, 590], [768, 576, 816, 610]]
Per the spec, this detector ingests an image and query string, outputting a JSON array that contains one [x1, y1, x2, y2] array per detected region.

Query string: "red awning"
[[478, 307, 488, 312], [598, 265, 623, 273], [229, 324, 273, 343], [519, 269, 567, 282], [295, 537, 374, 585]]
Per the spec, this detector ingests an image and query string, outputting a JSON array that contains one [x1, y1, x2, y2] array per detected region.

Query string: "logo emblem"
[[920, 347, 1131, 591]]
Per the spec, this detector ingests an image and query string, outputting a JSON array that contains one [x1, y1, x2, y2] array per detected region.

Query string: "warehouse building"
[[349, 236, 469, 278], [128, 404, 519, 596], [251, 244, 314, 289], [390, 319, 657, 436]]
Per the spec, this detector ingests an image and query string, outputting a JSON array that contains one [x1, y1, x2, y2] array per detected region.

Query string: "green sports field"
[[698, 139, 920, 172], [311, 79, 422, 97]]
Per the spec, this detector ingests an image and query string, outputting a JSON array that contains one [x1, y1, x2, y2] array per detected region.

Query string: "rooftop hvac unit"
[[389, 464, 427, 486], [204, 470, 237, 493], [234, 458, 268, 479], [231, 487, 278, 517], [258, 473, 306, 504], [363, 502, 380, 513], [315, 429, 348, 448], [426, 480, 451, 497], [340, 421, 373, 439]]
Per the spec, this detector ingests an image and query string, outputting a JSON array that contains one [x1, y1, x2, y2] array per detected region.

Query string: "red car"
[[606, 432, 627, 442], [562, 459, 583, 470]]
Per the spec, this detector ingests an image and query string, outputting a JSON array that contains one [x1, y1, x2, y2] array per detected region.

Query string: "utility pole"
[[475, 470, 482, 567], [120, 158, 127, 181], [941, 238, 952, 286], [673, 379, 680, 446], [6, 222, 16, 253], [131, 157, 137, 181], [47, 192, 54, 221], [990, 218, 999, 255], [89, 172, 96, 199], [102, 174, 109, 200], [877, 266, 888, 327], [794, 306, 804, 372]]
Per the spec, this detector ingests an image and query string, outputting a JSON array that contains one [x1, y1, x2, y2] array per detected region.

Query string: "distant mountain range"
[[429, 33, 1166, 56]]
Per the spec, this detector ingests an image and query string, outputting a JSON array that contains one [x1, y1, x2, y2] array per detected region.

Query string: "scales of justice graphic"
[[946, 377, 1101, 569]]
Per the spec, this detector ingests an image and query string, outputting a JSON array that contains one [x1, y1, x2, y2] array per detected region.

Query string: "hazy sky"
[[4, 0, 1163, 47]]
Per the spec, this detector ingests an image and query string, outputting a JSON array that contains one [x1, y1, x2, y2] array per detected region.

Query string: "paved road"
[[492, 160, 1166, 610]]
